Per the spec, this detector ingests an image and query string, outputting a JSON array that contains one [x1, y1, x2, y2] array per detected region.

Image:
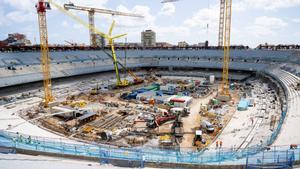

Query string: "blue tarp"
[[238, 99, 249, 111]]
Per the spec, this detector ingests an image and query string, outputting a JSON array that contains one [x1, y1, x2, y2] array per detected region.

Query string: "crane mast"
[[218, 0, 225, 47], [36, 0, 53, 107], [88, 11, 96, 47], [220, 0, 232, 98]]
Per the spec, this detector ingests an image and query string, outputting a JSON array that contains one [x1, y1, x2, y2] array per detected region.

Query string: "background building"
[[178, 41, 189, 48], [156, 42, 173, 48], [198, 41, 209, 48], [141, 30, 156, 47], [3, 33, 31, 46]]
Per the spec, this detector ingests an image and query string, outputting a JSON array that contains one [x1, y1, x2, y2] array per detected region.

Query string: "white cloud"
[[56, 0, 108, 9], [155, 26, 190, 38], [255, 16, 287, 29], [6, 11, 35, 23], [238, 0, 300, 10], [114, 5, 155, 28], [247, 16, 287, 36], [159, 3, 176, 16], [294, 32, 300, 37], [3, 0, 34, 12], [292, 18, 300, 23], [183, 5, 219, 32], [0, 7, 5, 26]]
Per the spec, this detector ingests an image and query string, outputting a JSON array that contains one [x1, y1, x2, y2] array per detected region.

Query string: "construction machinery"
[[48, 0, 136, 87], [63, 3, 143, 47], [219, 0, 232, 101], [102, 50, 144, 85], [106, 20, 129, 87], [36, 0, 53, 107], [163, 0, 232, 100], [193, 130, 206, 147], [146, 114, 177, 128]]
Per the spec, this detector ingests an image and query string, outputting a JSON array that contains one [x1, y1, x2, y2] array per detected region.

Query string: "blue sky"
[[0, 0, 299, 47]]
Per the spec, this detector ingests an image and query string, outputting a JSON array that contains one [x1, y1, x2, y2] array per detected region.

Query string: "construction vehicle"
[[63, 3, 143, 47], [70, 100, 87, 108], [159, 135, 174, 148], [199, 105, 208, 114], [193, 130, 206, 147], [170, 107, 190, 117], [90, 84, 100, 95], [171, 116, 184, 137], [146, 115, 176, 128], [102, 50, 144, 85], [48, 0, 134, 87], [201, 120, 215, 133], [36, 0, 53, 107]]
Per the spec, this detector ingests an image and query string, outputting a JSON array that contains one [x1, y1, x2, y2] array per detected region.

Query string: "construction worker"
[[216, 140, 219, 149], [250, 117, 254, 126], [220, 140, 223, 148]]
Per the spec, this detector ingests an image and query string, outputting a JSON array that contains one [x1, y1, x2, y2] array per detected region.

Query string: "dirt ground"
[[179, 91, 217, 149]]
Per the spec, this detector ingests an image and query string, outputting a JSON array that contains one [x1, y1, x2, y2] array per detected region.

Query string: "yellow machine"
[[107, 21, 129, 87], [219, 0, 232, 101], [102, 50, 144, 85], [36, 0, 53, 107], [70, 100, 87, 108], [159, 0, 233, 100], [48, 0, 140, 87]]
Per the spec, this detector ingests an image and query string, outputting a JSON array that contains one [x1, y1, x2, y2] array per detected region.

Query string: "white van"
[[201, 120, 215, 133]]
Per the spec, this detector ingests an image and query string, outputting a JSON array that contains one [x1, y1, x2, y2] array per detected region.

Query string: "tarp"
[[238, 99, 249, 111]]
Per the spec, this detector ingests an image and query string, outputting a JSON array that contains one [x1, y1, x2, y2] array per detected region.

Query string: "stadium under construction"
[[0, 0, 300, 169]]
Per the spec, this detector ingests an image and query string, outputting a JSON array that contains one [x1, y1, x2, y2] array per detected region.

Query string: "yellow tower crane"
[[161, 0, 232, 100], [36, 0, 53, 107], [63, 3, 143, 47], [219, 0, 232, 101]]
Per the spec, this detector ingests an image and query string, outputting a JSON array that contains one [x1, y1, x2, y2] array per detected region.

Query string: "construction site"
[[0, 0, 299, 168]]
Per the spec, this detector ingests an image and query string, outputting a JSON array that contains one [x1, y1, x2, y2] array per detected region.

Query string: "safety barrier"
[[246, 150, 295, 169], [0, 130, 299, 166]]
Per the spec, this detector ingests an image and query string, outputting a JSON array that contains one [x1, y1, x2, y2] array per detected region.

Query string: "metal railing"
[[0, 130, 299, 165]]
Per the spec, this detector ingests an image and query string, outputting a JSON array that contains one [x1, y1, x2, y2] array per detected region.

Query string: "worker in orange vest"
[[220, 140, 223, 148], [216, 140, 219, 149]]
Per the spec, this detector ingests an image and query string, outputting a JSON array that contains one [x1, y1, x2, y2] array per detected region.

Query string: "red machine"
[[147, 115, 176, 128]]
